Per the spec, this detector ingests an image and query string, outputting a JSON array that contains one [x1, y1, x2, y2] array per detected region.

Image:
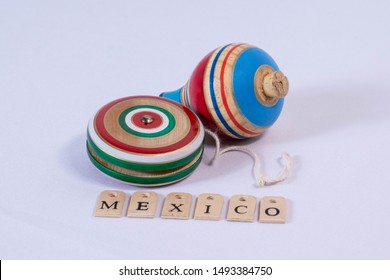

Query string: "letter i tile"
[[127, 191, 158, 218], [259, 196, 286, 224], [227, 195, 256, 222], [94, 190, 126, 217], [161, 192, 192, 219], [194, 193, 224, 220]]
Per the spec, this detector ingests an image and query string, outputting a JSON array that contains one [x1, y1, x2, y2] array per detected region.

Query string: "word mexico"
[[94, 190, 287, 223]]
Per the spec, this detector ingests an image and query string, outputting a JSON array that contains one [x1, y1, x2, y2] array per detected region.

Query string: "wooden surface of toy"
[[160, 43, 289, 139], [87, 96, 205, 186]]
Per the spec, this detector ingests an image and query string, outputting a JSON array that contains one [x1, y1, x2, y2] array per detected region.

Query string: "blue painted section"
[[159, 88, 182, 104], [233, 47, 284, 127], [209, 44, 244, 138]]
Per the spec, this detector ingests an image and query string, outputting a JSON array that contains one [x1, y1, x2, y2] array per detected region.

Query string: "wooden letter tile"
[[259, 196, 286, 224], [161, 192, 192, 220], [94, 190, 126, 217], [194, 193, 224, 220], [127, 191, 158, 218], [227, 195, 256, 222]]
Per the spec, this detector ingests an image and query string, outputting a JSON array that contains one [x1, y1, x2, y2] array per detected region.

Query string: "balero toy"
[[87, 43, 291, 187]]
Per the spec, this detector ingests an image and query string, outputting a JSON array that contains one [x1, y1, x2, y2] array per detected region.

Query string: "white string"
[[205, 129, 292, 187]]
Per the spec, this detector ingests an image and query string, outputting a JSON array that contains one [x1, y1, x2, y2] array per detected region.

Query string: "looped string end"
[[205, 129, 292, 187], [256, 152, 292, 187]]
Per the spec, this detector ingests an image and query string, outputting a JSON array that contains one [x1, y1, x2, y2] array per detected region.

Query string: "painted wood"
[[87, 144, 203, 186], [87, 96, 205, 186], [160, 43, 289, 139]]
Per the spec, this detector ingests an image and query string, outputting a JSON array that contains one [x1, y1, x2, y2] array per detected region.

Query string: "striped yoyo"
[[87, 96, 204, 186], [160, 43, 289, 139]]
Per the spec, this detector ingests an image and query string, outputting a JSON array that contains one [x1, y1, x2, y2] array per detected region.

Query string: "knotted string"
[[205, 129, 292, 187]]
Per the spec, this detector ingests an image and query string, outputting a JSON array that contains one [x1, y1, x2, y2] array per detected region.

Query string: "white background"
[[1, 0, 390, 259]]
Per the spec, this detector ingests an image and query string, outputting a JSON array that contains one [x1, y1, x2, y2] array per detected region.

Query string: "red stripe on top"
[[94, 96, 200, 155], [188, 51, 214, 120], [219, 44, 257, 136]]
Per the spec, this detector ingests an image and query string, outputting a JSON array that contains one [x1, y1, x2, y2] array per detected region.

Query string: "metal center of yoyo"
[[141, 114, 154, 125]]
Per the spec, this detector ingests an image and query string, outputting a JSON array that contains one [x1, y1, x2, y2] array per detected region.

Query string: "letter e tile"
[[127, 191, 158, 218]]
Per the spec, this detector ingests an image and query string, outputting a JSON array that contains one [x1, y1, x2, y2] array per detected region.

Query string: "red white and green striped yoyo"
[[87, 96, 204, 186]]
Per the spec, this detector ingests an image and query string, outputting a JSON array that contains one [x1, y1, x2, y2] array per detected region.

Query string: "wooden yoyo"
[[87, 96, 205, 186], [160, 43, 289, 139]]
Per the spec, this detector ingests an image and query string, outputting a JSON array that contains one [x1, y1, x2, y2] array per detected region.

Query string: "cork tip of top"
[[263, 70, 289, 99]]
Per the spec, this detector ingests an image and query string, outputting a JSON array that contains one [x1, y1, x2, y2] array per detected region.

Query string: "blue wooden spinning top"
[[161, 43, 289, 139]]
